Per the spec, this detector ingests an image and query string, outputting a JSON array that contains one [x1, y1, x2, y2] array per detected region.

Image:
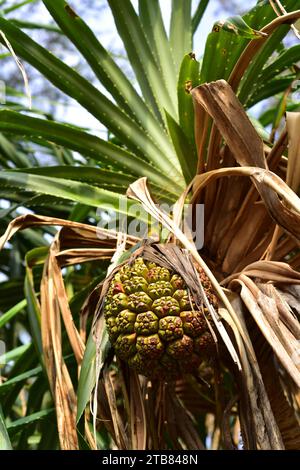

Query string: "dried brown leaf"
[[286, 112, 300, 194], [192, 81, 300, 241], [129, 372, 147, 450]]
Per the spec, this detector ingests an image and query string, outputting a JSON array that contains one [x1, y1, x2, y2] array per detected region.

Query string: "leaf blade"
[[108, 0, 178, 121], [165, 111, 196, 183], [0, 109, 183, 195], [0, 16, 182, 177], [0, 406, 12, 450], [138, 0, 177, 104], [42, 0, 178, 169], [192, 0, 210, 34], [177, 53, 200, 148], [170, 0, 192, 73]]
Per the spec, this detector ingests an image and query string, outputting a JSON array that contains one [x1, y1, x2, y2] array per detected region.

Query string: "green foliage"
[[0, 0, 299, 450]]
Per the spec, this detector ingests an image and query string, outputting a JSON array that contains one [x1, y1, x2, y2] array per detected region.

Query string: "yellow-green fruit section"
[[103, 257, 215, 379]]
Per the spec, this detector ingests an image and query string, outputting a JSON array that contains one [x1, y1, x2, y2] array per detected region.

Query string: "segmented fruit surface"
[[103, 257, 216, 379]]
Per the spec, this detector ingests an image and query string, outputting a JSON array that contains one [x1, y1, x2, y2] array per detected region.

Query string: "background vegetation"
[[0, 0, 300, 450]]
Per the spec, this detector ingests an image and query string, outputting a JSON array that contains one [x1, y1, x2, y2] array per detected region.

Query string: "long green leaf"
[[3, 0, 38, 14], [10, 19, 62, 33], [42, 0, 177, 171], [0, 365, 42, 397], [7, 409, 55, 436], [239, 33, 298, 105], [138, 0, 177, 105], [170, 0, 192, 73], [1, 344, 37, 413], [77, 325, 110, 423], [19, 166, 175, 203], [237, 0, 299, 105], [192, 0, 210, 35], [16, 376, 48, 450], [240, 42, 300, 107], [25, 247, 49, 359], [177, 53, 200, 149], [0, 406, 12, 450], [165, 111, 195, 183], [19, 166, 135, 192], [248, 75, 296, 108], [200, 1, 293, 85], [259, 101, 300, 127], [200, 26, 243, 83], [258, 44, 300, 83], [0, 170, 152, 222], [0, 344, 30, 365], [0, 299, 27, 329], [0, 17, 182, 178], [76, 332, 96, 423], [108, 0, 178, 122], [0, 134, 32, 168], [68, 203, 91, 223], [0, 110, 183, 194]]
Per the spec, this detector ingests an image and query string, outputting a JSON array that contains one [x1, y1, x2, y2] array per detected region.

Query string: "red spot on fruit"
[[113, 283, 124, 294]]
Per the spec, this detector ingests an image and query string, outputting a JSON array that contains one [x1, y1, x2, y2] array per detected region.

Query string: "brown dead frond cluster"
[[0, 79, 300, 450]]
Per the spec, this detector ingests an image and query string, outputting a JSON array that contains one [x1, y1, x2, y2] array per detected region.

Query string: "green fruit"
[[103, 257, 216, 379]]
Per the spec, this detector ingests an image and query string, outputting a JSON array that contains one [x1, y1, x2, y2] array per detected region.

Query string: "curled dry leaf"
[[192, 80, 300, 241], [0, 213, 138, 449]]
